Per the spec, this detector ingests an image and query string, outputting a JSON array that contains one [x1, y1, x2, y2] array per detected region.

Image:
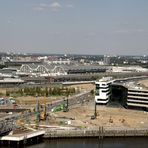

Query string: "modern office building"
[[95, 77, 148, 110], [127, 89, 148, 109], [95, 77, 114, 104]]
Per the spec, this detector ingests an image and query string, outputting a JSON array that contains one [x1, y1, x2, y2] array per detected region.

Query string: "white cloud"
[[40, 3, 48, 8], [114, 29, 145, 34], [135, 29, 145, 32], [87, 32, 97, 36], [49, 2, 62, 12], [33, 6, 44, 11], [33, 3, 49, 11], [7, 18, 16, 25], [66, 4, 74, 8], [114, 30, 130, 34], [33, 2, 73, 12]]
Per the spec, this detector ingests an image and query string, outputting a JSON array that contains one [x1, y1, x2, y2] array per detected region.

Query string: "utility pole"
[[94, 101, 97, 117], [91, 89, 97, 120], [44, 97, 47, 120]]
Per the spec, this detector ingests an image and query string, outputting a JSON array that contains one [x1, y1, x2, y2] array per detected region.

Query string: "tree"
[[36, 87, 41, 96], [6, 90, 10, 96], [18, 88, 23, 96], [45, 87, 49, 97], [90, 89, 95, 96], [48, 87, 52, 95]]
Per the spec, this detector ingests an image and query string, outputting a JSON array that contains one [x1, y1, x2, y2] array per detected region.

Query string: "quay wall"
[[44, 127, 148, 139]]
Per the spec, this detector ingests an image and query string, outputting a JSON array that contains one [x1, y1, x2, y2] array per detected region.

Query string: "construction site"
[[0, 78, 148, 147]]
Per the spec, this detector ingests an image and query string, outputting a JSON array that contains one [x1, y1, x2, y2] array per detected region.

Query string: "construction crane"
[[35, 96, 47, 122], [39, 97, 47, 120]]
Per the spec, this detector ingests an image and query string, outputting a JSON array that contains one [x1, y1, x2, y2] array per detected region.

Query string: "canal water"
[[27, 137, 148, 148]]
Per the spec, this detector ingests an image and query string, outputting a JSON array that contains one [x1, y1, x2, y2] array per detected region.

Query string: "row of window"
[[127, 101, 148, 105], [97, 98, 108, 101], [128, 90, 148, 93], [106, 91, 111, 96], [95, 88, 111, 95], [128, 93, 148, 97], [96, 86, 110, 89], [127, 97, 148, 102], [102, 89, 110, 93]]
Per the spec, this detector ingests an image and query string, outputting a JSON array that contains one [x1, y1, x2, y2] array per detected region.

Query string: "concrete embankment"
[[43, 127, 148, 139]]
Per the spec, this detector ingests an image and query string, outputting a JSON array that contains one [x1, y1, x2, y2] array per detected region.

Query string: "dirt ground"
[[45, 80, 148, 129], [48, 102, 148, 128], [69, 83, 94, 91], [15, 96, 64, 105], [138, 79, 148, 89], [1, 81, 148, 129]]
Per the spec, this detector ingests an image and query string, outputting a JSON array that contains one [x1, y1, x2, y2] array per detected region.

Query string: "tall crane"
[[39, 97, 47, 120]]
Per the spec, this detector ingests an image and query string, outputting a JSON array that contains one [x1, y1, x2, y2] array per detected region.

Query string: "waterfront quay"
[[44, 127, 148, 139], [1, 127, 148, 147], [0, 130, 45, 147]]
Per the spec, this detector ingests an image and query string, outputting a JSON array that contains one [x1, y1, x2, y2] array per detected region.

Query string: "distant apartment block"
[[103, 55, 111, 65]]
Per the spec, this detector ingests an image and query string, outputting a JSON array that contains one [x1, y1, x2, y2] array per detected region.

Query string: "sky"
[[0, 0, 148, 55]]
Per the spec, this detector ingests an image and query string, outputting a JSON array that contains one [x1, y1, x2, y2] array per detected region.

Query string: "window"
[[96, 84, 100, 89], [102, 89, 109, 93], [95, 89, 99, 95]]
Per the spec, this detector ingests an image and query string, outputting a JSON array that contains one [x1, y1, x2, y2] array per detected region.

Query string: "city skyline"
[[0, 0, 148, 55]]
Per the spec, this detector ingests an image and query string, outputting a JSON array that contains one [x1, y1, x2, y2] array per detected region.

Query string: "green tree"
[[48, 87, 52, 95], [45, 87, 49, 97], [6, 90, 10, 96], [90, 89, 95, 95], [18, 88, 23, 96], [36, 87, 41, 96]]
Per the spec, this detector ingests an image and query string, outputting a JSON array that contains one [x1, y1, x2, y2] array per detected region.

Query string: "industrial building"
[[0, 78, 24, 87], [18, 64, 106, 76]]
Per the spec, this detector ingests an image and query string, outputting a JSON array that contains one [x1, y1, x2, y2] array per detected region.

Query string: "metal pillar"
[[94, 102, 97, 117]]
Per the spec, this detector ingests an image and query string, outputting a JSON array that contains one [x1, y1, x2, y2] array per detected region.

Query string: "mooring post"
[[37, 136, 39, 143], [1, 140, 3, 146], [101, 126, 104, 139], [8, 140, 10, 147], [23, 139, 26, 147], [99, 127, 100, 139], [17, 141, 19, 148]]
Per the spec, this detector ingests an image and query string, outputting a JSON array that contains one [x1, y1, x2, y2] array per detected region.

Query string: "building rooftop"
[[0, 78, 24, 83], [99, 77, 113, 82]]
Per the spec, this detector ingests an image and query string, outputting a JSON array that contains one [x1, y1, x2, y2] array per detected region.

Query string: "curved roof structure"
[[19, 64, 67, 75], [19, 63, 106, 76]]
